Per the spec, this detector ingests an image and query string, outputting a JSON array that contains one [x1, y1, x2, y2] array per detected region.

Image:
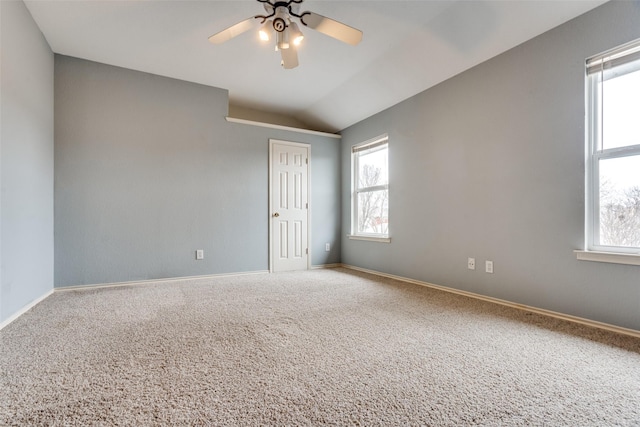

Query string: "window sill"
[[348, 235, 391, 243], [574, 250, 640, 266]]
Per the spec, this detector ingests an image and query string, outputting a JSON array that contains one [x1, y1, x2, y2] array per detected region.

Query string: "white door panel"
[[270, 141, 310, 272]]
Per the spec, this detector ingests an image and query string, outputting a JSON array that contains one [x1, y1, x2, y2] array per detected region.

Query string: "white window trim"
[[351, 134, 389, 241], [580, 39, 640, 265], [575, 250, 640, 266], [347, 235, 391, 243]]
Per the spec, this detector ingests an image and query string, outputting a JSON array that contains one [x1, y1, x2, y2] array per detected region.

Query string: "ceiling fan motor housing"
[[272, 5, 290, 33], [273, 17, 287, 32]]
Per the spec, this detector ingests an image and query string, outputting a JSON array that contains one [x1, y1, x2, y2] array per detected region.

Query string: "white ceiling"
[[25, 0, 607, 133]]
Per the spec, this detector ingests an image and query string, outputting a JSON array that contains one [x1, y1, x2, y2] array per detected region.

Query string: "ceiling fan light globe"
[[259, 21, 272, 41], [289, 21, 304, 46]]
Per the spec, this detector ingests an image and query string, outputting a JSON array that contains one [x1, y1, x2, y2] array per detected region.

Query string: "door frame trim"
[[268, 139, 311, 273]]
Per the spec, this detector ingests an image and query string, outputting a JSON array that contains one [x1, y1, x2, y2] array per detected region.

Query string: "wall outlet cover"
[[468, 258, 475, 270]]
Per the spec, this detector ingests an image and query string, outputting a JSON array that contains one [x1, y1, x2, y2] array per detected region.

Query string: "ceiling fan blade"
[[208, 17, 258, 44], [280, 45, 299, 69], [301, 12, 363, 46]]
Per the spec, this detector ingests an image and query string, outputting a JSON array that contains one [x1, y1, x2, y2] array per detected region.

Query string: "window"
[[585, 39, 640, 255], [351, 135, 389, 241]]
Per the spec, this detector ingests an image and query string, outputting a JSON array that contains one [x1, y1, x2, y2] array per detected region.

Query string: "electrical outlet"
[[467, 257, 475, 270], [485, 260, 494, 274], [196, 249, 204, 260], [325, 243, 331, 252]]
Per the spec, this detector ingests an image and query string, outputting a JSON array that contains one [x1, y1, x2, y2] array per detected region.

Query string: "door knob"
[[273, 212, 280, 217]]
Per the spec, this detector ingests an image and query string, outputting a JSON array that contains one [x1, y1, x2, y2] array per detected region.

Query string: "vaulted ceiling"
[[25, 0, 607, 132]]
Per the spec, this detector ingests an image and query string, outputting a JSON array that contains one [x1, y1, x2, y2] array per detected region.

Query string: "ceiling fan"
[[208, 0, 363, 69]]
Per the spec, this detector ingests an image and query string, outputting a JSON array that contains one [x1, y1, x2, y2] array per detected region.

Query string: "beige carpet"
[[1, 268, 639, 426]]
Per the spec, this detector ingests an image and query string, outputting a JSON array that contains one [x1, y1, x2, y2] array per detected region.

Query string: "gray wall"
[[340, 1, 640, 331], [0, 0, 54, 324], [55, 56, 340, 287]]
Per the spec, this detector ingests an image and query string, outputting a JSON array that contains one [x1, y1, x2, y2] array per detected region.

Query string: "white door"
[[270, 140, 310, 272]]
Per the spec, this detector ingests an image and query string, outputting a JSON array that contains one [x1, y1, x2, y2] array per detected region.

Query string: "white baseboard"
[[342, 264, 640, 339], [55, 270, 271, 292], [0, 289, 55, 331], [311, 263, 342, 270]]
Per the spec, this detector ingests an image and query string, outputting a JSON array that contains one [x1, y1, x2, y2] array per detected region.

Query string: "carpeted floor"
[[1, 268, 639, 426]]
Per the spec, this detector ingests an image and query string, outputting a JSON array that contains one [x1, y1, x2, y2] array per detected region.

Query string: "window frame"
[[350, 134, 390, 242], [582, 38, 640, 262]]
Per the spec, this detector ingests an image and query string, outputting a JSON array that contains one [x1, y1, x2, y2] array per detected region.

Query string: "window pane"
[[602, 68, 640, 150], [357, 189, 388, 235], [357, 146, 388, 189], [598, 155, 640, 247]]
